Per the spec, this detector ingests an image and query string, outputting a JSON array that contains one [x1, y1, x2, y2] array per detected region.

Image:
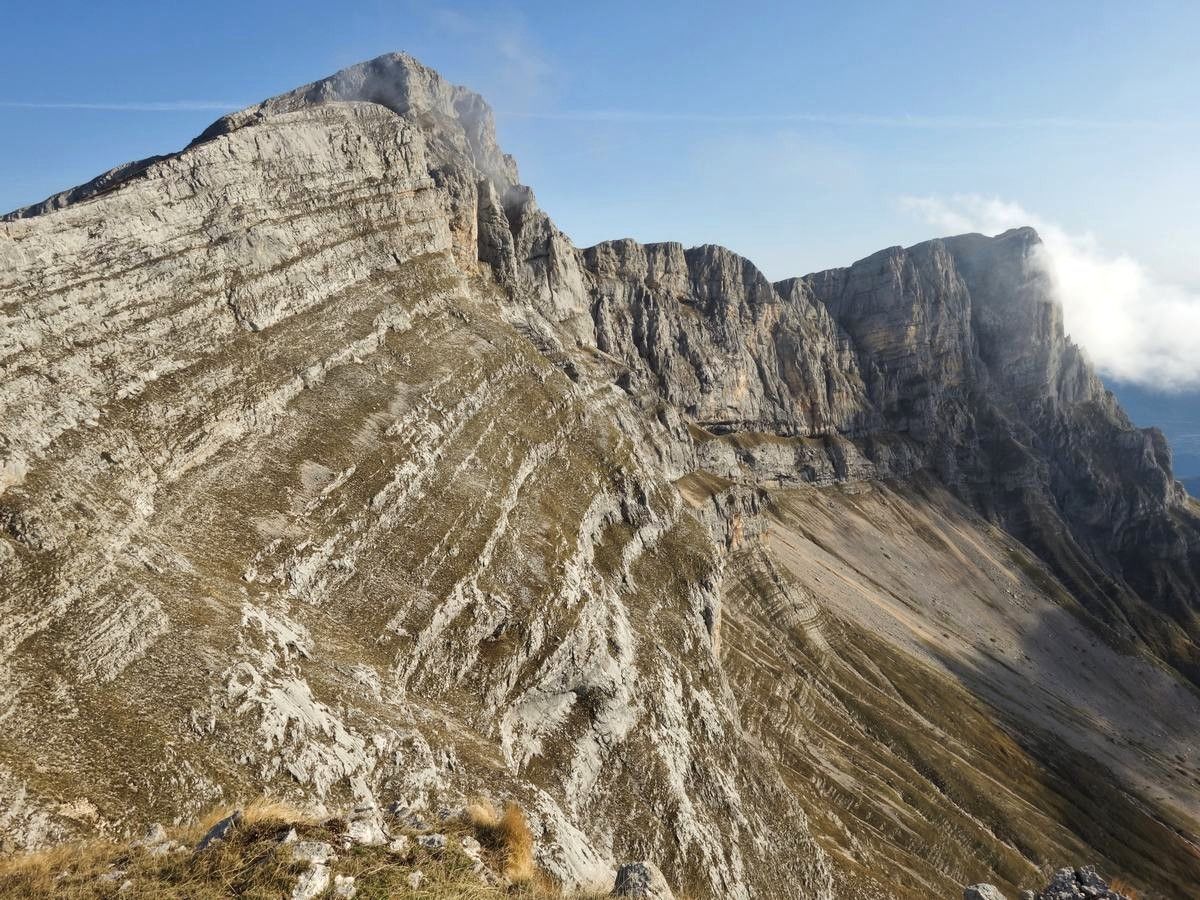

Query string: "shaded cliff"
[[805, 231, 1200, 681]]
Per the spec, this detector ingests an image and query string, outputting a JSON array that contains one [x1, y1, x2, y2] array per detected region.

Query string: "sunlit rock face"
[[2, 52, 1200, 899]]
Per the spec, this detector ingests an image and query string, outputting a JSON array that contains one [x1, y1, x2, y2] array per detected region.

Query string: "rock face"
[[614, 860, 676, 898], [964, 869, 1134, 900], [1034, 866, 1130, 900], [806, 232, 1200, 680], [583, 240, 871, 437], [2, 51, 1199, 899]]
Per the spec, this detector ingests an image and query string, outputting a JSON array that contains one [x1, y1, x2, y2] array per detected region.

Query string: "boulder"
[[195, 811, 242, 851], [290, 862, 330, 900], [290, 840, 336, 865], [133, 823, 173, 857], [346, 818, 387, 847], [613, 861, 675, 899], [964, 885, 1008, 900], [1036, 865, 1130, 900]]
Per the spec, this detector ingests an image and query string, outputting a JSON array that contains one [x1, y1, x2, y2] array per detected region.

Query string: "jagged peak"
[[796, 226, 1043, 284], [999, 224, 1040, 241], [4, 51, 516, 221], [191, 51, 513, 183], [583, 238, 779, 304]]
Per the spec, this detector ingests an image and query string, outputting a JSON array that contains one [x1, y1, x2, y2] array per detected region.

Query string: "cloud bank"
[[903, 195, 1200, 391]]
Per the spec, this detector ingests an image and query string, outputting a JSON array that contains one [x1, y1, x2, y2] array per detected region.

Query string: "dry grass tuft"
[[176, 795, 319, 846], [498, 804, 536, 884], [465, 799, 536, 884], [464, 799, 501, 830], [0, 827, 297, 898], [0, 795, 597, 899], [241, 796, 320, 828], [0, 840, 118, 895], [1108, 876, 1141, 899]]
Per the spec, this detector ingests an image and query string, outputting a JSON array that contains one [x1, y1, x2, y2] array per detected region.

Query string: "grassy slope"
[[0, 801, 612, 900], [713, 477, 1200, 899]]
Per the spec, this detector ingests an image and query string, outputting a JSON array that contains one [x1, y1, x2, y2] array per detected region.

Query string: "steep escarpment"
[[583, 240, 871, 438], [491, 187, 1200, 683], [805, 232, 1200, 681], [3, 52, 1200, 899]]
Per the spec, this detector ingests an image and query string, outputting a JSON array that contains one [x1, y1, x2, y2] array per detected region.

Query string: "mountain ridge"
[[2, 52, 1200, 899]]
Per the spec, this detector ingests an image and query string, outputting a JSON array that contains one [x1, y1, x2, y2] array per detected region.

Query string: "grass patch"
[[0, 799, 609, 899], [463, 801, 535, 885]]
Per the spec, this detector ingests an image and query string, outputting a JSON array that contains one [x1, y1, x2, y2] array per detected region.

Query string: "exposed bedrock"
[[3, 51, 1200, 899]]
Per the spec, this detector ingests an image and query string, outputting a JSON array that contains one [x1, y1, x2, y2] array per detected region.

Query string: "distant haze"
[[1109, 383, 1200, 480]]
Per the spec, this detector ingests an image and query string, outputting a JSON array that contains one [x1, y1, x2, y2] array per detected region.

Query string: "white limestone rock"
[[614, 861, 675, 899], [291, 863, 330, 900], [964, 885, 1009, 900], [290, 840, 336, 865]]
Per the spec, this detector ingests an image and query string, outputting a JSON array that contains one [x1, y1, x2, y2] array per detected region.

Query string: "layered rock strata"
[[3, 52, 1199, 899]]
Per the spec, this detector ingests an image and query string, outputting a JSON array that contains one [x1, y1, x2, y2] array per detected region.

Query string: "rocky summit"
[[2, 53, 1200, 899]]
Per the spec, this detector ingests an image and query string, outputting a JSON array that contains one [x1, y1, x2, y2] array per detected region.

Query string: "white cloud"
[[902, 194, 1200, 391]]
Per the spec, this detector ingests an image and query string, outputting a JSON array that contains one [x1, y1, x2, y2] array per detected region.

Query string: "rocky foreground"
[[0, 799, 678, 898], [966, 866, 1135, 900], [3, 52, 1200, 898], [0, 797, 1131, 900]]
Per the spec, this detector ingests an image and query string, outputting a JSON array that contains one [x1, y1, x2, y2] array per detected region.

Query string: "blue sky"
[[3, 1, 1199, 470], [3, 2, 1198, 281]]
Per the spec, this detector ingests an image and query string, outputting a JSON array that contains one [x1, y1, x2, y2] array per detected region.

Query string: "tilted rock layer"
[[2, 53, 1200, 899]]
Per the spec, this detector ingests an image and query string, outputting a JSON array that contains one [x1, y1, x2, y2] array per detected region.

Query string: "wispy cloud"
[[500, 109, 1197, 130], [0, 100, 241, 112], [903, 194, 1200, 391], [425, 6, 552, 113], [690, 129, 863, 191]]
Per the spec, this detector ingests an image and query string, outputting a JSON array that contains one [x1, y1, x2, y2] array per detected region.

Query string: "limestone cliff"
[[805, 231, 1200, 680], [2, 53, 1200, 899]]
